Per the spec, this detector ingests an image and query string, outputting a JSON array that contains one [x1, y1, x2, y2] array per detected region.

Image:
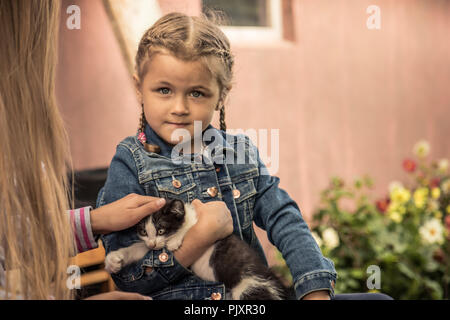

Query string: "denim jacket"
[[97, 124, 337, 300]]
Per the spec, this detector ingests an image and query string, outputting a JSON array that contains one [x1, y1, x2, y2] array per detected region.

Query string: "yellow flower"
[[390, 187, 411, 204], [368, 289, 380, 294], [446, 205, 450, 214], [434, 211, 443, 220], [442, 180, 450, 194], [388, 210, 403, 223], [438, 159, 449, 174], [431, 187, 441, 199], [388, 181, 404, 194], [413, 188, 429, 209], [413, 140, 430, 158], [428, 200, 439, 212]]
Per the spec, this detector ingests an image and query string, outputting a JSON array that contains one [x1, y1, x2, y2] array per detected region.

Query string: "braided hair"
[[138, 105, 161, 153]]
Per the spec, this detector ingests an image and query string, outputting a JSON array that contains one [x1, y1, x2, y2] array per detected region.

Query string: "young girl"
[[97, 12, 337, 300]]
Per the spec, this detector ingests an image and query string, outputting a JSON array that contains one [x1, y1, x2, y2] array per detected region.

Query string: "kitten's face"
[[137, 199, 185, 249]]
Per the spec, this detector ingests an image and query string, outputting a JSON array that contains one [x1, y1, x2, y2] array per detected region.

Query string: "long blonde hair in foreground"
[[0, 0, 74, 299]]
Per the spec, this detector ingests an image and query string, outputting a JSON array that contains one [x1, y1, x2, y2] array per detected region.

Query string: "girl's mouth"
[[166, 122, 190, 128]]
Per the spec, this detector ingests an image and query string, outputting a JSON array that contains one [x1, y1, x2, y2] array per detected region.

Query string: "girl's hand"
[[301, 290, 331, 300], [190, 199, 233, 244], [84, 290, 152, 300], [164, 199, 233, 270], [90, 194, 166, 234]]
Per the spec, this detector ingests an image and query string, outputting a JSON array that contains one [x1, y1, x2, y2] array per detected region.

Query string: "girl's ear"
[[133, 74, 143, 103]]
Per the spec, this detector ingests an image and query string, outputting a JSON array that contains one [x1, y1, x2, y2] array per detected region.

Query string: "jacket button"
[[211, 292, 222, 300], [172, 179, 182, 188], [207, 187, 218, 197], [232, 189, 240, 199], [158, 252, 169, 263]]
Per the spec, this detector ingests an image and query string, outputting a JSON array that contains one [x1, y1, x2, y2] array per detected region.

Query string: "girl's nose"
[[171, 96, 189, 115]]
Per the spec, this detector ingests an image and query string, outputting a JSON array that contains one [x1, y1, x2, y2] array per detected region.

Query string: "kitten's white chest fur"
[[191, 244, 217, 281], [166, 203, 198, 251]]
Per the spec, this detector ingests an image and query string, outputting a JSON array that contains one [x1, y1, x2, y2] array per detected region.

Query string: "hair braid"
[[219, 106, 226, 131], [138, 104, 161, 153], [139, 106, 146, 134]]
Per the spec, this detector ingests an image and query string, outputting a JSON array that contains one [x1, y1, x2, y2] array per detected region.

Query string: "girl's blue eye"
[[191, 91, 203, 98], [159, 88, 171, 95]]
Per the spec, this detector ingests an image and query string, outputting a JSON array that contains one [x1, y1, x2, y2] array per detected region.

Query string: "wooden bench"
[[71, 242, 115, 293]]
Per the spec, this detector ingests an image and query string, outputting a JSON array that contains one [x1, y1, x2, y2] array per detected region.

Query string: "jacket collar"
[[143, 124, 235, 161]]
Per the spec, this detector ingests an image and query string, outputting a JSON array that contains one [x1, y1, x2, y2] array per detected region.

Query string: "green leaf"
[[423, 279, 443, 299], [397, 263, 417, 280]]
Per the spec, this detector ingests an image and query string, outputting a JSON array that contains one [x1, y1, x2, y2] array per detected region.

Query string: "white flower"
[[413, 140, 430, 158], [311, 231, 323, 248], [388, 181, 404, 194], [419, 218, 445, 245], [438, 159, 449, 174], [322, 228, 340, 249]]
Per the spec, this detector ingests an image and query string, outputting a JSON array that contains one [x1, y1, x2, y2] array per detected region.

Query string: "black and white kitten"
[[104, 199, 291, 300]]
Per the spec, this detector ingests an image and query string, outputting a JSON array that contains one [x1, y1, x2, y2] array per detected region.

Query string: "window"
[[202, 0, 283, 43], [203, 0, 269, 27]]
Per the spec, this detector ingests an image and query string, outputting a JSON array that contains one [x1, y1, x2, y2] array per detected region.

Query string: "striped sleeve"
[[67, 207, 99, 254]]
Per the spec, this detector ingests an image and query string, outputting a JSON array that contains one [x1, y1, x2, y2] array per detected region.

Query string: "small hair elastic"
[[137, 131, 147, 144]]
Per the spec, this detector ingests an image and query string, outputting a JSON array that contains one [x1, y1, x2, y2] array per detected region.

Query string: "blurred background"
[[57, 0, 450, 293]]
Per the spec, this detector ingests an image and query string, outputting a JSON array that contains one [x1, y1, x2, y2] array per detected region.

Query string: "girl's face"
[[135, 51, 222, 147]]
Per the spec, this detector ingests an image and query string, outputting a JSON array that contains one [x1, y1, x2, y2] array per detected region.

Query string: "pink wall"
[[56, 0, 140, 170], [56, 0, 450, 265]]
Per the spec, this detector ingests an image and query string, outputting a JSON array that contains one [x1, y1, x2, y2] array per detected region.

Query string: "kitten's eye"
[[138, 227, 147, 237], [157, 228, 165, 235]]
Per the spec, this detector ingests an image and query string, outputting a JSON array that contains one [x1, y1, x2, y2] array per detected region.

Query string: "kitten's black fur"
[[145, 199, 294, 300]]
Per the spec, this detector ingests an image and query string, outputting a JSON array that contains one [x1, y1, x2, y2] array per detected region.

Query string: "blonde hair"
[[0, 0, 74, 299], [135, 12, 234, 140]]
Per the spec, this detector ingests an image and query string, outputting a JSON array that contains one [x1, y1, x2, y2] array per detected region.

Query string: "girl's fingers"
[[134, 197, 166, 218], [132, 194, 163, 207], [191, 199, 203, 209]]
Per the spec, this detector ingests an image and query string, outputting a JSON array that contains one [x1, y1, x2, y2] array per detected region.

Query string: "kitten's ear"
[[170, 199, 185, 218]]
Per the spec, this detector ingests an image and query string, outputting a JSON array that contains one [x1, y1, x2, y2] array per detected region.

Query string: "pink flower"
[[403, 159, 417, 173]]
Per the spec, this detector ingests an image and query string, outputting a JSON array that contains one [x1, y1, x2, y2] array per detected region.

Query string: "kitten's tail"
[[232, 272, 295, 300]]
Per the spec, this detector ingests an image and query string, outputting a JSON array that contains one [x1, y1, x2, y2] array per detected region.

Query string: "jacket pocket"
[[148, 172, 197, 203], [233, 179, 257, 230]]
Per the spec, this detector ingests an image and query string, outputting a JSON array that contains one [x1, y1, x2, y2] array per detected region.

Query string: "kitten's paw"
[[105, 251, 124, 274]]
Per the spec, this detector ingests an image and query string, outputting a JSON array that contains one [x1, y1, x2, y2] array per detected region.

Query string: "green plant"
[[276, 140, 450, 299]]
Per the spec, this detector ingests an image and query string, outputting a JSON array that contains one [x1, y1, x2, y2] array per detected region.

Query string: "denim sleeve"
[[250, 140, 338, 299], [98, 144, 192, 291]]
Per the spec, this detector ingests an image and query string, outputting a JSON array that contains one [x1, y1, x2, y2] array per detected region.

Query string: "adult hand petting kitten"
[[90, 193, 166, 234]]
